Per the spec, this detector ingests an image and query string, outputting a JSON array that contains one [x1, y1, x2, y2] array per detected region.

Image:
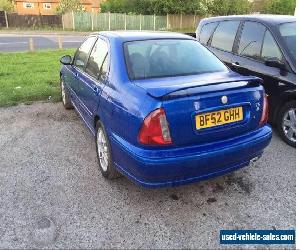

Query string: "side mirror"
[[265, 59, 286, 70], [60, 55, 72, 65]]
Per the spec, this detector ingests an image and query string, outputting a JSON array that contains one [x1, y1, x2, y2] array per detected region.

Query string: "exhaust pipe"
[[250, 157, 260, 165]]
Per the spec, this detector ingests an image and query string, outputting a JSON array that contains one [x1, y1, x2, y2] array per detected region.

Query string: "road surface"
[[0, 33, 86, 52], [0, 102, 295, 249]]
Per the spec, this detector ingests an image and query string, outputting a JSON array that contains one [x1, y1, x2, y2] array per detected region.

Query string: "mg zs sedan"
[[60, 31, 272, 188]]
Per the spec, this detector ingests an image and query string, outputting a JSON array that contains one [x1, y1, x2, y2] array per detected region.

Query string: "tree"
[[251, 0, 296, 14], [0, 0, 14, 12], [206, 0, 251, 16], [151, 0, 207, 15], [251, 0, 269, 13], [56, 0, 83, 14], [264, 0, 296, 15], [100, 0, 125, 13], [100, 0, 207, 15]]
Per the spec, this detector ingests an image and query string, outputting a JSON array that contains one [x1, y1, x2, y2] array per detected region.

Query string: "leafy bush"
[[264, 0, 296, 15], [100, 0, 296, 16], [101, 0, 207, 15], [206, 0, 251, 15], [56, 0, 84, 14]]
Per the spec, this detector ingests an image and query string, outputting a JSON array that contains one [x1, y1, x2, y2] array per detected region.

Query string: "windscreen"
[[279, 22, 296, 63], [124, 39, 228, 80]]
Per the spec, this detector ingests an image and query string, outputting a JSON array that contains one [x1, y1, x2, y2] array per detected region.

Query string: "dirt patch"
[[34, 110, 78, 123], [225, 173, 253, 194]]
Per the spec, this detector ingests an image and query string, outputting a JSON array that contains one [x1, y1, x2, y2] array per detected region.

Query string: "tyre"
[[61, 78, 73, 109], [277, 100, 296, 147], [95, 121, 121, 179]]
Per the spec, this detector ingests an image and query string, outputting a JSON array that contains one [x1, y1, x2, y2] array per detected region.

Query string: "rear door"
[[62, 37, 96, 100], [207, 20, 241, 67], [76, 37, 110, 127]]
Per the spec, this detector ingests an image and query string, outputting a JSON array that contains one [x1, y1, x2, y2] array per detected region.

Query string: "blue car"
[[60, 31, 272, 188]]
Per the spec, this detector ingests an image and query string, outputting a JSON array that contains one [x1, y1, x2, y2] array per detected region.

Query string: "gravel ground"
[[0, 102, 296, 249]]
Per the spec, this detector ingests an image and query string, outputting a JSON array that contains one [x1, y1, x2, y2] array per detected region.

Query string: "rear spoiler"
[[142, 77, 262, 99], [164, 80, 262, 100]]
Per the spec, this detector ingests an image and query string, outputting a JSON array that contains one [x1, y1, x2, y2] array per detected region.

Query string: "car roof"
[[91, 31, 194, 42], [201, 14, 295, 26]]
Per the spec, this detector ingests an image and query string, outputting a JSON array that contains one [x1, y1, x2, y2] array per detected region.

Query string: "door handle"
[[93, 86, 100, 96], [231, 62, 240, 67]]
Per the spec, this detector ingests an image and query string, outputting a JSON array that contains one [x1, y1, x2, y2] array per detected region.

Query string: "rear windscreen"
[[124, 39, 228, 80]]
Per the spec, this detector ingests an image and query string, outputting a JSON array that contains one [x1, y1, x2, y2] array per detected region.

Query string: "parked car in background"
[[60, 31, 272, 188], [196, 15, 296, 147]]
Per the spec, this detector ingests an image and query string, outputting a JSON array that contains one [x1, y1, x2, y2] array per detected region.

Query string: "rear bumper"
[[110, 125, 272, 188]]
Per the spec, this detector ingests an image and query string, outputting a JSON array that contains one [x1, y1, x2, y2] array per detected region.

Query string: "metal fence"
[[62, 12, 202, 31]]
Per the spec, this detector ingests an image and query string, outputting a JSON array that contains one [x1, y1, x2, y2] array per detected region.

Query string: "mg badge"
[[221, 96, 228, 104], [254, 91, 261, 101], [194, 101, 200, 111]]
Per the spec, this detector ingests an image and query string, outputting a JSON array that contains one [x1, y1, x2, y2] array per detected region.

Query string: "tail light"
[[138, 108, 172, 145], [259, 95, 269, 126]]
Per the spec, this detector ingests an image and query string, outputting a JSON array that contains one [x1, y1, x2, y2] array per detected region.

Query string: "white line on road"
[[0, 41, 82, 46], [0, 42, 28, 45], [62, 41, 83, 43]]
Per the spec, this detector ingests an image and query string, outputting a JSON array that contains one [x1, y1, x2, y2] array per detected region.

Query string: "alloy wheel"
[[282, 108, 296, 143], [97, 128, 109, 172]]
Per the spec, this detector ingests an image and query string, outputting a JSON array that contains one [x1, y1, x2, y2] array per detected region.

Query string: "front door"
[[72, 36, 97, 112]]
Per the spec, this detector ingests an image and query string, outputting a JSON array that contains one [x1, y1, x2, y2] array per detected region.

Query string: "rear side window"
[[261, 30, 283, 61], [86, 39, 109, 79], [101, 55, 109, 76], [279, 22, 295, 61], [199, 22, 218, 45], [73, 37, 97, 70], [238, 21, 266, 60], [211, 21, 240, 52]]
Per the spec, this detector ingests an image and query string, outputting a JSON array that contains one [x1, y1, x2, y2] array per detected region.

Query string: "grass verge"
[[0, 49, 75, 107]]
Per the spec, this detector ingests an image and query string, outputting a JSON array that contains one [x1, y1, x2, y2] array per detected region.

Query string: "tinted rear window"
[[261, 30, 283, 61], [211, 21, 240, 52], [279, 22, 296, 62], [238, 21, 266, 60], [199, 22, 219, 45], [124, 39, 228, 80]]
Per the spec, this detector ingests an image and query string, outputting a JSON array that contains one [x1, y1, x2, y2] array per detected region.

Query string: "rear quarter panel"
[[98, 38, 161, 147]]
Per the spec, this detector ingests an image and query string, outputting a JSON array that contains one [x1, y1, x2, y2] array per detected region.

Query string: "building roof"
[[14, 0, 59, 2], [14, 0, 101, 7]]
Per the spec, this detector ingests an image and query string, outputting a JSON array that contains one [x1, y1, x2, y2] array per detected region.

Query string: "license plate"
[[195, 107, 243, 130]]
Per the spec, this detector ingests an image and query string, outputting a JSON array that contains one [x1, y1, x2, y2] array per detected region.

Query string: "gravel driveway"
[[0, 102, 295, 249]]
